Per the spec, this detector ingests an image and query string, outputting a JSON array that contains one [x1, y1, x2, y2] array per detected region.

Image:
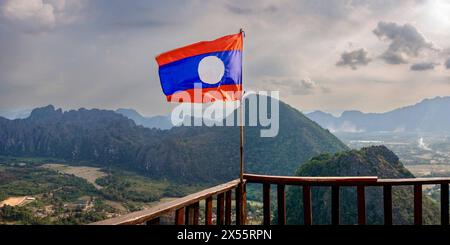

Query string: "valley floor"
[[0, 156, 206, 225]]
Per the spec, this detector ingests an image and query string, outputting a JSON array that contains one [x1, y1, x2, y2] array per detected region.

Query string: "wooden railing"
[[244, 174, 450, 225], [91, 174, 450, 225], [91, 179, 247, 225]]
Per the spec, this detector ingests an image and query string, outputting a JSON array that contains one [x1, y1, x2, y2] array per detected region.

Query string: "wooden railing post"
[[236, 182, 246, 225], [277, 184, 286, 225], [225, 190, 232, 225], [383, 185, 392, 225], [185, 203, 200, 225], [175, 208, 185, 225], [414, 184, 422, 225], [263, 183, 271, 225], [217, 193, 225, 225], [357, 185, 366, 225], [303, 185, 312, 225], [441, 183, 449, 226], [242, 182, 247, 224], [192, 202, 199, 225], [205, 196, 213, 225], [236, 186, 242, 225], [185, 205, 192, 225]]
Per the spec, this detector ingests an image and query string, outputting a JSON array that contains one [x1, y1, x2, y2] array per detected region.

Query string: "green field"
[[0, 156, 205, 224]]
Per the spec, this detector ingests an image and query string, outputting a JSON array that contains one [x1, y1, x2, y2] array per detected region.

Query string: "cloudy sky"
[[1, 0, 450, 116]]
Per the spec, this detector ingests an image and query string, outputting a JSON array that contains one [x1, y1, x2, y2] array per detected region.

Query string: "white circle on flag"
[[198, 56, 225, 84]]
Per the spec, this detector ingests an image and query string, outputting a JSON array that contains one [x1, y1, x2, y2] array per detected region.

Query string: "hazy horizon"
[[1, 94, 449, 119]]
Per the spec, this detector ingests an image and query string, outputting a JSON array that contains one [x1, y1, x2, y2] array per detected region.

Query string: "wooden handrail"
[[375, 177, 450, 185], [244, 174, 450, 185], [244, 174, 378, 185], [91, 179, 241, 225]]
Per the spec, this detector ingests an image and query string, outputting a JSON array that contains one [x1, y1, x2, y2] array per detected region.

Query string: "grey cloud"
[[320, 86, 332, 94], [0, 0, 196, 114], [89, 1, 179, 31], [289, 0, 423, 20], [263, 77, 329, 96], [373, 21, 436, 64], [336, 48, 371, 70], [226, 4, 278, 15], [446, 58, 450, 69], [410, 62, 436, 71], [110, 19, 170, 30], [379, 52, 407, 65]]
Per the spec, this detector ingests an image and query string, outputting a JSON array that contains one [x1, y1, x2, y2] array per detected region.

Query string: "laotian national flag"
[[156, 32, 243, 103]]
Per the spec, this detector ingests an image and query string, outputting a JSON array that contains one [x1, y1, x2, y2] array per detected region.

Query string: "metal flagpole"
[[239, 28, 245, 184], [239, 93, 244, 183], [238, 28, 246, 225]]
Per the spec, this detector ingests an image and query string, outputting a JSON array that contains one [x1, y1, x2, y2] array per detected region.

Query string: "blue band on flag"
[[158, 51, 242, 96]]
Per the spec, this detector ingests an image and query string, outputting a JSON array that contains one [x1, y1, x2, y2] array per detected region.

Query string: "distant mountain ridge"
[[0, 107, 174, 130], [0, 109, 32, 120], [306, 96, 450, 133], [115, 108, 173, 130], [0, 96, 347, 183]]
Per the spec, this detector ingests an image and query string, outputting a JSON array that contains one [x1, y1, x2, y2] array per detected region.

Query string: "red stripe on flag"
[[166, 84, 242, 103], [156, 33, 243, 66]]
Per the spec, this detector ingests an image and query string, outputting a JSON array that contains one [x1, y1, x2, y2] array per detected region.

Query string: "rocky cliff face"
[[0, 97, 347, 183]]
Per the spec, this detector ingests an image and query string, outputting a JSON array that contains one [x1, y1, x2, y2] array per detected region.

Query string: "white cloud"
[[300, 77, 317, 89], [1, 0, 56, 32], [0, 0, 84, 33], [45, 0, 65, 11]]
